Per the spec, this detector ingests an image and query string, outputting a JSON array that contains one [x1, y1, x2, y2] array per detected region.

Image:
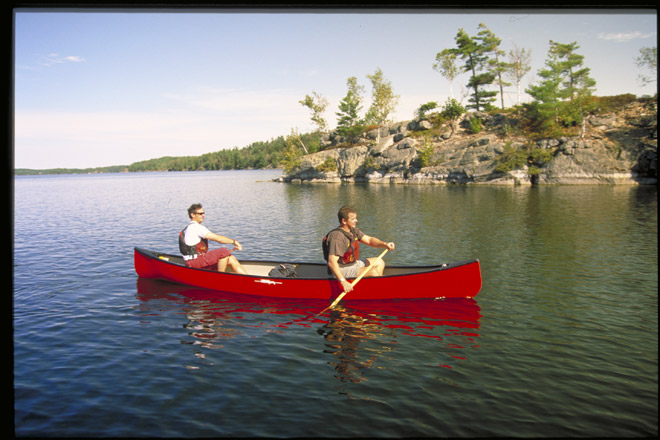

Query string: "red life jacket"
[[179, 225, 208, 257], [322, 227, 360, 264]]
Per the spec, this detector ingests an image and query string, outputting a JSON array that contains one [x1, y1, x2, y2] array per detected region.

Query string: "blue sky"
[[14, 9, 657, 169]]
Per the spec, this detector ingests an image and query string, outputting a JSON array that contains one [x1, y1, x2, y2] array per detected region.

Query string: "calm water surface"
[[13, 170, 657, 437]]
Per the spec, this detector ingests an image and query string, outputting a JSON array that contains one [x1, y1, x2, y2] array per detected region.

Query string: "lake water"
[[13, 170, 657, 437]]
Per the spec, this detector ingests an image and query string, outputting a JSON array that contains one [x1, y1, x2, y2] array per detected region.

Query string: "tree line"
[[126, 131, 322, 172]]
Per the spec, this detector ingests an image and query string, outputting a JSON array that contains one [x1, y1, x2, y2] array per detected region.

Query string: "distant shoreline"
[[14, 168, 280, 176], [14, 166, 130, 176]]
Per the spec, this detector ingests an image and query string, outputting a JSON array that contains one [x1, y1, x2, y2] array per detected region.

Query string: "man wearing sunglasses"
[[179, 203, 248, 274]]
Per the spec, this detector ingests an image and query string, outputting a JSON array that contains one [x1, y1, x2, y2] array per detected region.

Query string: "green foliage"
[[362, 155, 379, 171], [280, 148, 301, 174], [440, 98, 466, 120], [14, 166, 129, 175], [635, 46, 657, 86], [336, 76, 366, 142], [417, 138, 437, 167], [468, 116, 483, 134], [528, 165, 542, 176], [316, 157, 338, 172], [365, 68, 400, 129], [526, 40, 597, 130], [530, 147, 554, 165], [300, 91, 329, 133], [433, 49, 459, 98], [494, 143, 528, 173], [446, 24, 500, 111], [591, 94, 638, 113], [336, 124, 366, 141], [414, 98, 467, 137], [416, 101, 438, 119], [495, 142, 555, 174], [127, 132, 321, 172], [478, 23, 510, 110], [281, 131, 306, 173]]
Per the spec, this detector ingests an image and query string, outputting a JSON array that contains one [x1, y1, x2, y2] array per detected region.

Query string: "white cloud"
[[597, 31, 656, 43], [63, 55, 85, 62], [39, 53, 85, 67]]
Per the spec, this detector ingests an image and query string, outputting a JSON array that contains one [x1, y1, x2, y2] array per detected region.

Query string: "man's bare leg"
[[358, 257, 385, 277], [217, 255, 248, 274]]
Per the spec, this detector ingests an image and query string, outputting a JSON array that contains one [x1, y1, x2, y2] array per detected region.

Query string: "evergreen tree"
[[526, 40, 596, 135], [452, 27, 497, 111], [335, 76, 365, 141], [440, 98, 466, 137], [477, 23, 510, 109], [526, 43, 564, 126]]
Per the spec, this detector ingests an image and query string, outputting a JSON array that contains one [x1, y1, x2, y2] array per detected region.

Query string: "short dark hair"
[[188, 203, 203, 219], [338, 206, 356, 224]]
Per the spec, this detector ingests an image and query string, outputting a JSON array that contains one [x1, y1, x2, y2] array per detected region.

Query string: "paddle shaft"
[[318, 248, 389, 315]]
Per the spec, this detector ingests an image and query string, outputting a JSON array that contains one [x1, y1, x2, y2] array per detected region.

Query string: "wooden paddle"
[[317, 248, 389, 316]]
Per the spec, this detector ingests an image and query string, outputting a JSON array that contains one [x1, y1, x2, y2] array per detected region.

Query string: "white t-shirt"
[[183, 221, 210, 246]]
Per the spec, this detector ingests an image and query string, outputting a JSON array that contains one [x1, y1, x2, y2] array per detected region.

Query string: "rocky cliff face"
[[277, 99, 657, 185]]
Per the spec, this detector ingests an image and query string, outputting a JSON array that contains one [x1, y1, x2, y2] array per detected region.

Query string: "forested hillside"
[[126, 132, 321, 172]]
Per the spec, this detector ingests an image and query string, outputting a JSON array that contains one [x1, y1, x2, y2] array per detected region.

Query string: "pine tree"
[[477, 23, 510, 109], [526, 40, 596, 135], [335, 76, 365, 141], [452, 27, 497, 111]]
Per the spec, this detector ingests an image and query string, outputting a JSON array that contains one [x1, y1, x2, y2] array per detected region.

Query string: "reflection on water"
[[319, 307, 395, 384], [136, 278, 481, 378], [318, 298, 482, 382]]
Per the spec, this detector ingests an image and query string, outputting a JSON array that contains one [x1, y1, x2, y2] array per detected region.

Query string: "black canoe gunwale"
[[134, 247, 479, 280]]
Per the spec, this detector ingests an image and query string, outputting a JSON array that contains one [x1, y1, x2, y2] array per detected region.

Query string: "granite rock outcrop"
[[277, 99, 657, 185]]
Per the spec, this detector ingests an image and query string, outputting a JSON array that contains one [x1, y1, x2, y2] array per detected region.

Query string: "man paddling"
[[180, 203, 248, 274], [323, 206, 395, 293]]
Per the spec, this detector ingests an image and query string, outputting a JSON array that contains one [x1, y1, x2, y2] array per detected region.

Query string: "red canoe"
[[133, 247, 482, 301]]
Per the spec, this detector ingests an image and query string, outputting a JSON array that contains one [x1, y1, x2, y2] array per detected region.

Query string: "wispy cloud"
[[162, 87, 313, 124], [39, 53, 85, 67], [597, 31, 656, 43]]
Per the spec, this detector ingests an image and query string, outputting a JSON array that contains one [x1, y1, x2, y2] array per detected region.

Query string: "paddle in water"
[[317, 248, 389, 316]]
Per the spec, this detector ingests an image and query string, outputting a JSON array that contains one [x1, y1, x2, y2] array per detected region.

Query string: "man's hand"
[[340, 279, 353, 293]]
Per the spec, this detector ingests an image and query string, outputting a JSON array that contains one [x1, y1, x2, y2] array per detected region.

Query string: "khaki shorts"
[[337, 259, 368, 279]]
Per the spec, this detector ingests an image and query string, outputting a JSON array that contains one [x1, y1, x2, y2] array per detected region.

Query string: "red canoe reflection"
[[136, 278, 482, 378], [136, 277, 481, 336]]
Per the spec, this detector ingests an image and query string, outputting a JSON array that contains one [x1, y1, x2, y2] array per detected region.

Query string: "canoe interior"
[[147, 249, 462, 279]]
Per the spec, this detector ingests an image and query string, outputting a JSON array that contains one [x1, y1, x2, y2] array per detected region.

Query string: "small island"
[[278, 95, 657, 186]]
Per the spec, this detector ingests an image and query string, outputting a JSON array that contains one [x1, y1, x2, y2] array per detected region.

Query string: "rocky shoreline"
[[276, 100, 657, 185]]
